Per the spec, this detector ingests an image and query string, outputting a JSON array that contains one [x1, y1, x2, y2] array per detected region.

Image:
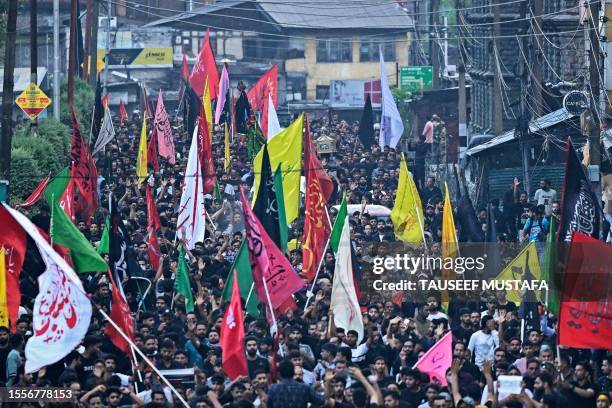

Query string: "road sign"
[[563, 90, 589, 116], [15, 82, 52, 120], [399, 66, 433, 92]]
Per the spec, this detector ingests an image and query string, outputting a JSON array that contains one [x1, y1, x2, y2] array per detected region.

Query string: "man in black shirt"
[[246, 336, 269, 379], [561, 361, 596, 408], [0, 327, 9, 385]]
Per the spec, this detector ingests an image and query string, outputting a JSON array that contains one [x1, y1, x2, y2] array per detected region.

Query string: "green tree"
[[9, 147, 42, 202], [391, 87, 412, 140], [60, 77, 95, 140]]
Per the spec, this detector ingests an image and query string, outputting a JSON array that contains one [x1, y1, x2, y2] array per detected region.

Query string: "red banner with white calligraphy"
[[558, 232, 612, 349]]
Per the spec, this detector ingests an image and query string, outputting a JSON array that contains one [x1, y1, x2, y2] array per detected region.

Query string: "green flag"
[[44, 167, 70, 204], [175, 246, 195, 313], [542, 215, 559, 315], [330, 194, 348, 253], [222, 241, 260, 317], [50, 200, 107, 273], [214, 179, 223, 202], [274, 165, 288, 253], [97, 216, 110, 255]]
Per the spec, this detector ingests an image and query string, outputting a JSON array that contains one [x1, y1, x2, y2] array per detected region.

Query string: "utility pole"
[[493, 0, 503, 135], [68, 0, 77, 105], [83, 0, 93, 80], [589, 0, 602, 169], [103, 0, 111, 96], [531, 0, 543, 116], [519, 0, 531, 198], [89, 0, 100, 88], [30, 0, 38, 134], [53, 0, 60, 120], [457, 0, 468, 149], [0, 0, 19, 199], [430, 0, 440, 89]]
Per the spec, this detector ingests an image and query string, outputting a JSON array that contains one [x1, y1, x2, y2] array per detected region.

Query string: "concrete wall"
[[285, 33, 411, 100]]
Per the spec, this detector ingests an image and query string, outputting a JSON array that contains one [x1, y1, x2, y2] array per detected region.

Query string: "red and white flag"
[[240, 188, 304, 312], [247, 65, 278, 137], [221, 269, 248, 380], [154, 90, 175, 164], [197, 105, 216, 194], [189, 29, 219, 98], [2, 204, 92, 373], [176, 125, 206, 249], [19, 173, 51, 209], [413, 331, 453, 385]]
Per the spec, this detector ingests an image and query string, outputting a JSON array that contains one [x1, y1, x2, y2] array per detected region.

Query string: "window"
[[316, 38, 352, 62], [316, 85, 330, 100], [360, 38, 396, 62]]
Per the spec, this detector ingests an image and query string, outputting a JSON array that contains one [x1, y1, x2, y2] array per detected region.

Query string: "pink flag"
[[240, 188, 305, 311], [215, 65, 230, 125], [413, 331, 453, 385], [154, 90, 175, 164]]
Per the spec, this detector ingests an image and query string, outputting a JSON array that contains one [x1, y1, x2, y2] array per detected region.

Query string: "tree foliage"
[[9, 147, 42, 201]]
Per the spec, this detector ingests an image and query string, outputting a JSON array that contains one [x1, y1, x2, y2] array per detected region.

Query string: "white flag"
[[379, 50, 404, 149], [92, 108, 116, 155], [330, 211, 364, 343], [267, 94, 281, 140], [2, 205, 92, 374], [176, 125, 206, 249]]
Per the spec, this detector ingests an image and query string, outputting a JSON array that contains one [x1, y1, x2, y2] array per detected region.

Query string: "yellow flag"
[[441, 183, 459, 260], [203, 78, 213, 137], [253, 114, 304, 223], [391, 154, 424, 246], [224, 124, 230, 174], [136, 115, 148, 186], [0, 249, 8, 328], [495, 242, 542, 304]]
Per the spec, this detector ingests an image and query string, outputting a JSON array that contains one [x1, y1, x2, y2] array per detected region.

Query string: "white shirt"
[[467, 329, 499, 368]]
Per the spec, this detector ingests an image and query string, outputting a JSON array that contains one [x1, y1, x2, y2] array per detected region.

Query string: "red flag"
[[240, 188, 305, 312], [301, 151, 331, 282], [60, 177, 75, 221], [145, 186, 161, 271], [304, 118, 334, 202], [102, 94, 110, 109], [69, 108, 98, 223], [221, 269, 248, 380], [118, 100, 128, 124], [104, 270, 135, 355], [0, 205, 25, 331], [558, 232, 612, 349], [19, 173, 51, 209], [197, 105, 216, 194], [247, 65, 278, 113], [147, 128, 160, 173], [189, 29, 219, 98], [181, 52, 190, 80]]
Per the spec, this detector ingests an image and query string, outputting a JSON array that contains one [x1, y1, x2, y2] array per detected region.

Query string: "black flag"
[[91, 77, 104, 144], [558, 138, 602, 242], [457, 193, 484, 242], [184, 81, 201, 137], [252, 144, 282, 248], [519, 248, 540, 341], [358, 95, 375, 147], [109, 199, 141, 298]]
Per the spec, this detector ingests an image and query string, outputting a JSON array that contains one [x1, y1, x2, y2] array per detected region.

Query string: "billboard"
[[329, 80, 381, 108], [97, 48, 173, 68]]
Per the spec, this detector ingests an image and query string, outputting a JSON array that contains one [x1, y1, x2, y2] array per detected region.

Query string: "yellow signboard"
[[15, 82, 52, 120], [97, 47, 173, 68]]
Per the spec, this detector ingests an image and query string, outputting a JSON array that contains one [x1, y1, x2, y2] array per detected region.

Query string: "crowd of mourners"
[[7, 109, 612, 408]]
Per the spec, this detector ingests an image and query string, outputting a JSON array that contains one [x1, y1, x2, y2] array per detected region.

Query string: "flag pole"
[[130, 345, 142, 389], [261, 277, 279, 336], [98, 308, 190, 408], [304, 206, 333, 310], [244, 282, 255, 311]]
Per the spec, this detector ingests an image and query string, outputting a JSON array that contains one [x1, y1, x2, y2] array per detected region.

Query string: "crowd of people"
[[8, 108, 611, 408]]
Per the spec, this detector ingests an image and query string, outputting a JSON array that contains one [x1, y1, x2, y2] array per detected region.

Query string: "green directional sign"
[[399, 66, 433, 92]]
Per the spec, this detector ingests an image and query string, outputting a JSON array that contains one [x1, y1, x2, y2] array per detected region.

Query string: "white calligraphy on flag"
[[92, 108, 116, 155], [3, 205, 92, 374], [176, 126, 206, 249]]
